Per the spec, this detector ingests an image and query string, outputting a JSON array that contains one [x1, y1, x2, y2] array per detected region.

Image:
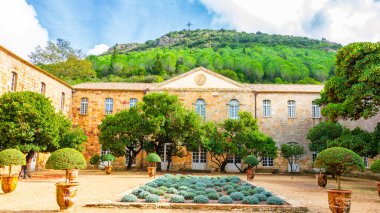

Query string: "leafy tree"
[[280, 142, 305, 173], [29, 39, 85, 65], [373, 122, 380, 154], [0, 92, 86, 176], [318, 42, 380, 120], [99, 107, 148, 170], [307, 121, 344, 152], [141, 92, 203, 171]]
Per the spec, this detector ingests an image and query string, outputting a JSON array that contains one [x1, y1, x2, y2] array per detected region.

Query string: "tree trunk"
[[234, 162, 243, 173], [337, 175, 341, 190], [220, 161, 228, 173], [20, 150, 35, 179], [125, 152, 133, 170]]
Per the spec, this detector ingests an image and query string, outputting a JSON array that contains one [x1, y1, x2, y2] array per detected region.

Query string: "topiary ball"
[[100, 153, 115, 162], [121, 194, 137, 202], [146, 153, 161, 163], [242, 196, 259, 204], [193, 195, 209, 203], [170, 195, 185, 203], [218, 195, 233, 204], [243, 155, 259, 167], [230, 192, 245, 201], [45, 148, 86, 170], [254, 193, 267, 202], [267, 196, 284, 205], [207, 192, 219, 200], [145, 194, 161, 203], [0, 149, 26, 167]]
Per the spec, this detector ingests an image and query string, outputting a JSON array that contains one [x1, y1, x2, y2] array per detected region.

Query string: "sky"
[[0, 0, 380, 59]]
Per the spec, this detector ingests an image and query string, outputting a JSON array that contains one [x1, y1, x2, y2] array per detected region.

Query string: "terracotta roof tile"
[[73, 82, 155, 91], [246, 84, 324, 93]]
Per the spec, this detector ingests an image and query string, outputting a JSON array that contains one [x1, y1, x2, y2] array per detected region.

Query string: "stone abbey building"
[[1, 45, 378, 172]]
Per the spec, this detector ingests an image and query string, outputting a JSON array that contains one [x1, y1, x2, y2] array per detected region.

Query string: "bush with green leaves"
[[146, 153, 161, 167], [243, 155, 259, 169], [207, 192, 219, 200], [132, 189, 144, 196], [146, 182, 158, 188], [230, 192, 245, 201], [242, 196, 260, 204], [253, 187, 265, 194], [195, 191, 206, 196], [261, 191, 273, 198], [152, 189, 165, 196], [46, 148, 86, 170], [267, 196, 284, 205], [121, 194, 138, 202], [166, 187, 178, 194], [227, 188, 237, 195], [184, 192, 196, 200], [145, 194, 161, 203], [138, 191, 151, 199], [193, 195, 209, 203], [0, 149, 27, 176], [170, 195, 185, 203], [242, 190, 250, 196], [205, 188, 216, 194], [89, 154, 100, 165], [100, 153, 115, 166], [215, 187, 223, 192], [370, 159, 380, 173], [178, 186, 188, 190], [158, 186, 168, 191], [218, 195, 233, 204], [254, 193, 267, 201], [238, 185, 252, 191]]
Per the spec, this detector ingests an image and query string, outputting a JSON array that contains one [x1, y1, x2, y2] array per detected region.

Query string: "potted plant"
[[370, 159, 380, 197], [90, 154, 100, 169], [314, 147, 365, 213], [45, 148, 86, 210], [0, 149, 26, 193], [146, 153, 161, 178], [101, 153, 115, 174], [316, 169, 328, 188], [243, 155, 259, 180]]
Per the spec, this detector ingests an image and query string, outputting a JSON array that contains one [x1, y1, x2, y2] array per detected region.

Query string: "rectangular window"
[[130, 98, 137, 108], [228, 100, 239, 119], [312, 101, 321, 118], [312, 151, 318, 162], [263, 100, 271, 117], [262, 157, 274, 167], [288, 100, 296, 118], [100, 149, 110, 156], [80, 98, 88, 115], [60, 92, 65, 111], [40, 82, 46, 95], [11, 72, 17, 92], [227, 156, 241, 164], [105, 98, 114, 114]]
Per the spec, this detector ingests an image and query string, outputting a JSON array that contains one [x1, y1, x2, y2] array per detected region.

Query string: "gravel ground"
[[0, 170, 379, 213]]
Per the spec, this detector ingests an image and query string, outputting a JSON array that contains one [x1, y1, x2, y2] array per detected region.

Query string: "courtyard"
[[0, 170, 378, 213]]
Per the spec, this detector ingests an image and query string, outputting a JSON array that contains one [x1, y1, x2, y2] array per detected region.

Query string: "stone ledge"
[[85, 201, 308, 212]]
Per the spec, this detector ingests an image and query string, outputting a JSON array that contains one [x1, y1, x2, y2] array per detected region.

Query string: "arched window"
[[312, 101, 321, 118], [288, 100, 296, 118], [105, 98, 114, 114], [263, 100, 271, 117], [80, 97, 88, 115], [40, 82, 46, 94], [130, 98, 137, 108], [11, 72, 17, 92], [60, 92, 65, 111], [195, 99, 206, 118], [228, 99, 239, 119]]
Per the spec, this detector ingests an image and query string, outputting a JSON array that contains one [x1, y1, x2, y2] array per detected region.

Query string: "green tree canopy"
[[307, 121, 344, 152], [280, 142, 305, 173], [318, 42, 380, 120]]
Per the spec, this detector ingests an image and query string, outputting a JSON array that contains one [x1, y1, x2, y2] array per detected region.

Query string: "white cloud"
[[87, 44, 109, 55], [200, 0, 380, 44], [0, 0, 49, 59]]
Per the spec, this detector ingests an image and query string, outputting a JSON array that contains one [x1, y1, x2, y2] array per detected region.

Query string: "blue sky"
[[1, 0, 380, 59]]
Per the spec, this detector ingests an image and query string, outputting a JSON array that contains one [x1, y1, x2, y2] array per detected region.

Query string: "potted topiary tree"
[[0, 149, 26, 193], [101, 153, 115, 174], [45, 148, 86, 210], [370, 159, 380, 197], [314, 147, 365, 213], [243, 155, 259, 180], [146, 153, 161, 178], [89, 154, 100, 169]]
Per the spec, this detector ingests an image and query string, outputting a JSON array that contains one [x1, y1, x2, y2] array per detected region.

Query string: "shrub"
[[216, 187, 223, 192], [146, 153, 161, 167], [170, 195, 185, 203], [230, 192, 244, 201], [178, 186, 188, 190], [140, 185, 154, 192], [184, 192, 196, 200], [138, 191, 151, 199], [207, 192, 219, 200], [0, 149, 26, 167], [145, 194, 161, 203], [218, 195, 233, 204], [158, 186, 168, 191], [238, 185, 252, 191], [242, 190, 250, 196], [243, 155, 259, 168], [230, 176, 241, 183], [100, 153, 115, 162], [314, 147, 365, 190], [261, 191, 273, 198], [89, 154, 100, 165], [242, 196, 259, 204], [193, 195, 209, 203], [205, 188, 216, 194], [370, 160, 380, 173], [121, 194, 137, 202], [254, 193, 267, 201], [267, 196, 284, 205], [227, 188, 237, 195], [166, 187, 178, 194], [224, 185, 234, 191], [152, 189, 165, 196], [196, 186, 206, 191], [248, 189, 255, 195], [146, 182, 158, 188], [195, 191, 206, 195], [45, 148, 86, 170], [253, 187, 265, 194], [132, 189, 144, 196]]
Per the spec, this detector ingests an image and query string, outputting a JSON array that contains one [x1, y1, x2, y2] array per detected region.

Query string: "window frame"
[[288, 100, 296, 118], [228, 99, 240, 119], [80, 97, 88, 115], [40, 82, 46, 95], [11, 72, 17, 92], [129, 98, 138, 108], [312, 101, 321, 118], [263, 99, 271, 117], [105, 98, 114, 115], [60, 92, 65, 111], [195, 98, 206, 119], [262, 157, 274, 167]]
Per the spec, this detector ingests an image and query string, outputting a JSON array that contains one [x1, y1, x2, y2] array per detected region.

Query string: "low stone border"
[[85, 201, 308, 212]]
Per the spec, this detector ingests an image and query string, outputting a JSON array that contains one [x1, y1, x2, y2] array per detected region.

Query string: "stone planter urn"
[[327, 189, 352, 213], [0, 149, 26, 194], [105, 166, 113, 175], [316, 173, 327, 188], [56, 182, 79, 210], [1, 176, 19, 193], [246, 168, 255, 180]]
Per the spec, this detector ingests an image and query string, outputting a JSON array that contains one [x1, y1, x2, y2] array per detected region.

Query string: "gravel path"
[[0, 170, 379, 212]]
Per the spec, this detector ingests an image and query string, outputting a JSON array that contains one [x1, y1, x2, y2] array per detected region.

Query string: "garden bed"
[[85, 174, 307, 212]]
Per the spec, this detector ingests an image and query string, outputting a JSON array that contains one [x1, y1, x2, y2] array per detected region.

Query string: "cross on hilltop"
[[186, 21, 193, 31]]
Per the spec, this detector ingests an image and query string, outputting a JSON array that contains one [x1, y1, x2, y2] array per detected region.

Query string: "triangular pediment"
[[150, 67, 250, 91]]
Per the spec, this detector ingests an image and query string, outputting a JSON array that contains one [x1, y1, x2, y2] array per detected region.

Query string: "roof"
[[246, 84, 324, 93], [0, 44, 72, 89], [73, 82, 156, 91]]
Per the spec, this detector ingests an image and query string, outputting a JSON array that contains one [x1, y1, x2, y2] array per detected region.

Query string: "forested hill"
[[86, 29, 340, 85]]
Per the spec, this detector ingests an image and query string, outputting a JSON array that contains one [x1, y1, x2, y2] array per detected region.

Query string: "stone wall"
[[0, 45, 72, 115]]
